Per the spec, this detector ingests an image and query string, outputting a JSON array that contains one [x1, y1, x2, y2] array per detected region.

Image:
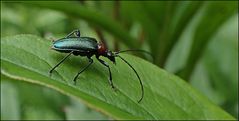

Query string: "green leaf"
[[65, 97, 110, 120], [1, 35, 235, 120], [160, 1, 203, 66], [179, 1, 238, 80], [1, 75, 69, 120], [120, 1, 160, 53], [120, 1, 203, 67], [197, 14, 238, 118], [1, 77, 21, 120], [15, 79, 68, 120], [22, 106, 63, 120]]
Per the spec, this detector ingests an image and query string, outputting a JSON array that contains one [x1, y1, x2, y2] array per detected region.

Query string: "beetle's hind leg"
[[73, 58, 93, 85], [65, 29, 81, 38]]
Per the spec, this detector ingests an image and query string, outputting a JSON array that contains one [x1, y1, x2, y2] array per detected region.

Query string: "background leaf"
[[65, 98, 109, 120], [178, 1, 238, 80], [191, 14, 239, 118], [1, 76, 20, 120], [25, 1, 139, 49], [1, 35, 234, 120]]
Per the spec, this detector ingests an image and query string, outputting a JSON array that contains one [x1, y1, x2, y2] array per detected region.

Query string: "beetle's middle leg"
[[73, 57, 93, 85], [96, 57, 115, 89]]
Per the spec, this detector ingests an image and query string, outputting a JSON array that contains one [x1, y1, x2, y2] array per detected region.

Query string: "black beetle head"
[[106, 51, 116, 64]]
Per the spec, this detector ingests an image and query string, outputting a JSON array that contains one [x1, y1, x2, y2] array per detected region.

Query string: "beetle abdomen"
[[52, 37, 98, 53]]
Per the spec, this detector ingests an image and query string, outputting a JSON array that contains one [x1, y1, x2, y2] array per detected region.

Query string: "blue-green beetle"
[[49, 29, 149, 103]]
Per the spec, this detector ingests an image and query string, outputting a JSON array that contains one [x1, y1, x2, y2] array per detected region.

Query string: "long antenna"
[[116, 49, 154, 61], [116, 54, 144, 103]]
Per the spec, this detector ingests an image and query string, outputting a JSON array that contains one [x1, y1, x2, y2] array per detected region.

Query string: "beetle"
[[49, 29, 149, 103]]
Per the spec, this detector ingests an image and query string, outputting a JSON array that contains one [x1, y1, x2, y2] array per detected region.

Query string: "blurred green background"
[[1, 1, 238, 120]]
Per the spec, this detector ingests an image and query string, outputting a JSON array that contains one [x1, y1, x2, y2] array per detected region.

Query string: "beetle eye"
[[107, 51, 114, 57]]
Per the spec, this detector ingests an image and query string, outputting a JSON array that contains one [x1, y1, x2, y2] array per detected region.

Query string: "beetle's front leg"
[[96, 57, 115, 89]]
